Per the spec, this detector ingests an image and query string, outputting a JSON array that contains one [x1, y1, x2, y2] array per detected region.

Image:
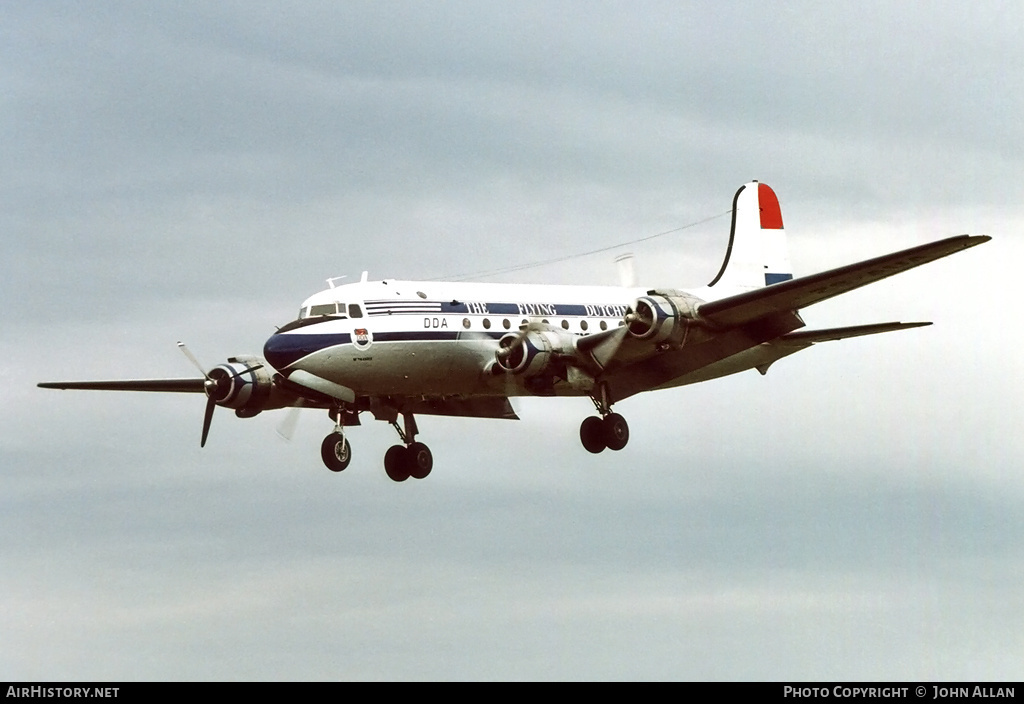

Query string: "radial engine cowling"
[[205, 355, 279, 417], [625, 290, 703, 345], [494, 329, 575, 376]]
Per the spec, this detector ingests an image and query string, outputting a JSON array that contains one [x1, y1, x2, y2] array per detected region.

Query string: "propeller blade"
[[200, 395, 216, 448], [177, 341, 210, 380], [504, 369, 519, 399], [275, 400, 304, 442]]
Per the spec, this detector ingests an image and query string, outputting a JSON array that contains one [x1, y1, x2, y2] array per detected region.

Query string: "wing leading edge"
[[37, 379, 206, 392]]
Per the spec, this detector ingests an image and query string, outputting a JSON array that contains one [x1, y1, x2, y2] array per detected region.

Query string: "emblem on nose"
[[353, 328, 372, 349]]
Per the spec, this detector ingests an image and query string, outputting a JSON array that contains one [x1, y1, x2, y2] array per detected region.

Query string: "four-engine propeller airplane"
[[39, 182, 989, 482]]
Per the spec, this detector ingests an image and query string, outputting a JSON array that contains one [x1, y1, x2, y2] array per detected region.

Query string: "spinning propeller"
[[494, 320, 536, 367], [274, 400, 304, 442], [176, 342, 262, 448]]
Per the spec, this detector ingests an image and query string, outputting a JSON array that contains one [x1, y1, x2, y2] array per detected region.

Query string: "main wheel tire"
[[580, 416, 606, 454], [384, 444, 410, 482], [406, 442, 433, 479], [602, 413, 629, 451], [321, 434, 352, 472]]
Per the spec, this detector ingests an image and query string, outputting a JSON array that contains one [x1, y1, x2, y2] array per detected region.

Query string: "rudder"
[[708, 181, 793, 291]]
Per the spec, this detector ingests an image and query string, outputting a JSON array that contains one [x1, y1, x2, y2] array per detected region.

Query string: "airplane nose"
[[263, 333, 311, 371], [263, 334, 287, 370], [264, 330, 349, 371]]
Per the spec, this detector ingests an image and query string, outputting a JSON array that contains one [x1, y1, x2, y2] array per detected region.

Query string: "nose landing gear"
[[321, 406, 353, 472], [321, 432, 352, 471]]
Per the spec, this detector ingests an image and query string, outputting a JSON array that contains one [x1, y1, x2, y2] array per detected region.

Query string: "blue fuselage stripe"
[[364, 300, 627, 317], [263, 330, 506, 369]]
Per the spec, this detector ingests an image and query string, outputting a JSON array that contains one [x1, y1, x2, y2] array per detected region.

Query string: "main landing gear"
[[319, 406, 432, 482], [383, 409, 432, 482], [579, 384, 629, 454]]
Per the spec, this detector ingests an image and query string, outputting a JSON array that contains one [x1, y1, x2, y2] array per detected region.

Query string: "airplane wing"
[[38, 379, 206, 392], [697, 234, 990, 328], [574, 236, 985, 377], [404, 396, 519, 420], [277, 369, 520, 420], [585, 235, 987, 401]]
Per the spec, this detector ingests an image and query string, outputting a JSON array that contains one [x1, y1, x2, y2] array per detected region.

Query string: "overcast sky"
[[3, 1, 1022, 681]]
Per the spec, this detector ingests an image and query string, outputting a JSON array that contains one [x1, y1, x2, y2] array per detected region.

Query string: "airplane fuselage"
[[264, 279, 662, 398]]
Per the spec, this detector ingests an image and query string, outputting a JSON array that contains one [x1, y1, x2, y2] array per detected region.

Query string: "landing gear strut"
[[580, 383, 629, 454], [318, 404, 434, 481], [384, 410, 433, 482]]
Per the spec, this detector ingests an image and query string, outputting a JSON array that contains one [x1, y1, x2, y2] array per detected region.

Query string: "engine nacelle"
[[625, 290, 703, 345], [205, 355, 279, 416], [494, 329, 575, 377]]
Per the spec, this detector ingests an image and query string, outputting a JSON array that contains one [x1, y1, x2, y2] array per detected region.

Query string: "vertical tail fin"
[[708, 181, 793, 291]]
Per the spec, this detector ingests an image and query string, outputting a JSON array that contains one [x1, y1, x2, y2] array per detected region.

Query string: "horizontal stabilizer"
[[37, 379, 206, 393], [698, 234, 989, 328], [778, 321, 931, 344]]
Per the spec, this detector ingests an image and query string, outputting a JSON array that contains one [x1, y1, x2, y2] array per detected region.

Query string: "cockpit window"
[[310, 303, 337, 316], [302, 302, 349, 318], [297, 301, 362, 320]]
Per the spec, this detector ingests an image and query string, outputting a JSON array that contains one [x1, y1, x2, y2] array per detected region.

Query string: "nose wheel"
[[320, 404, 354, 473], [321, 433, 352, 472]]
